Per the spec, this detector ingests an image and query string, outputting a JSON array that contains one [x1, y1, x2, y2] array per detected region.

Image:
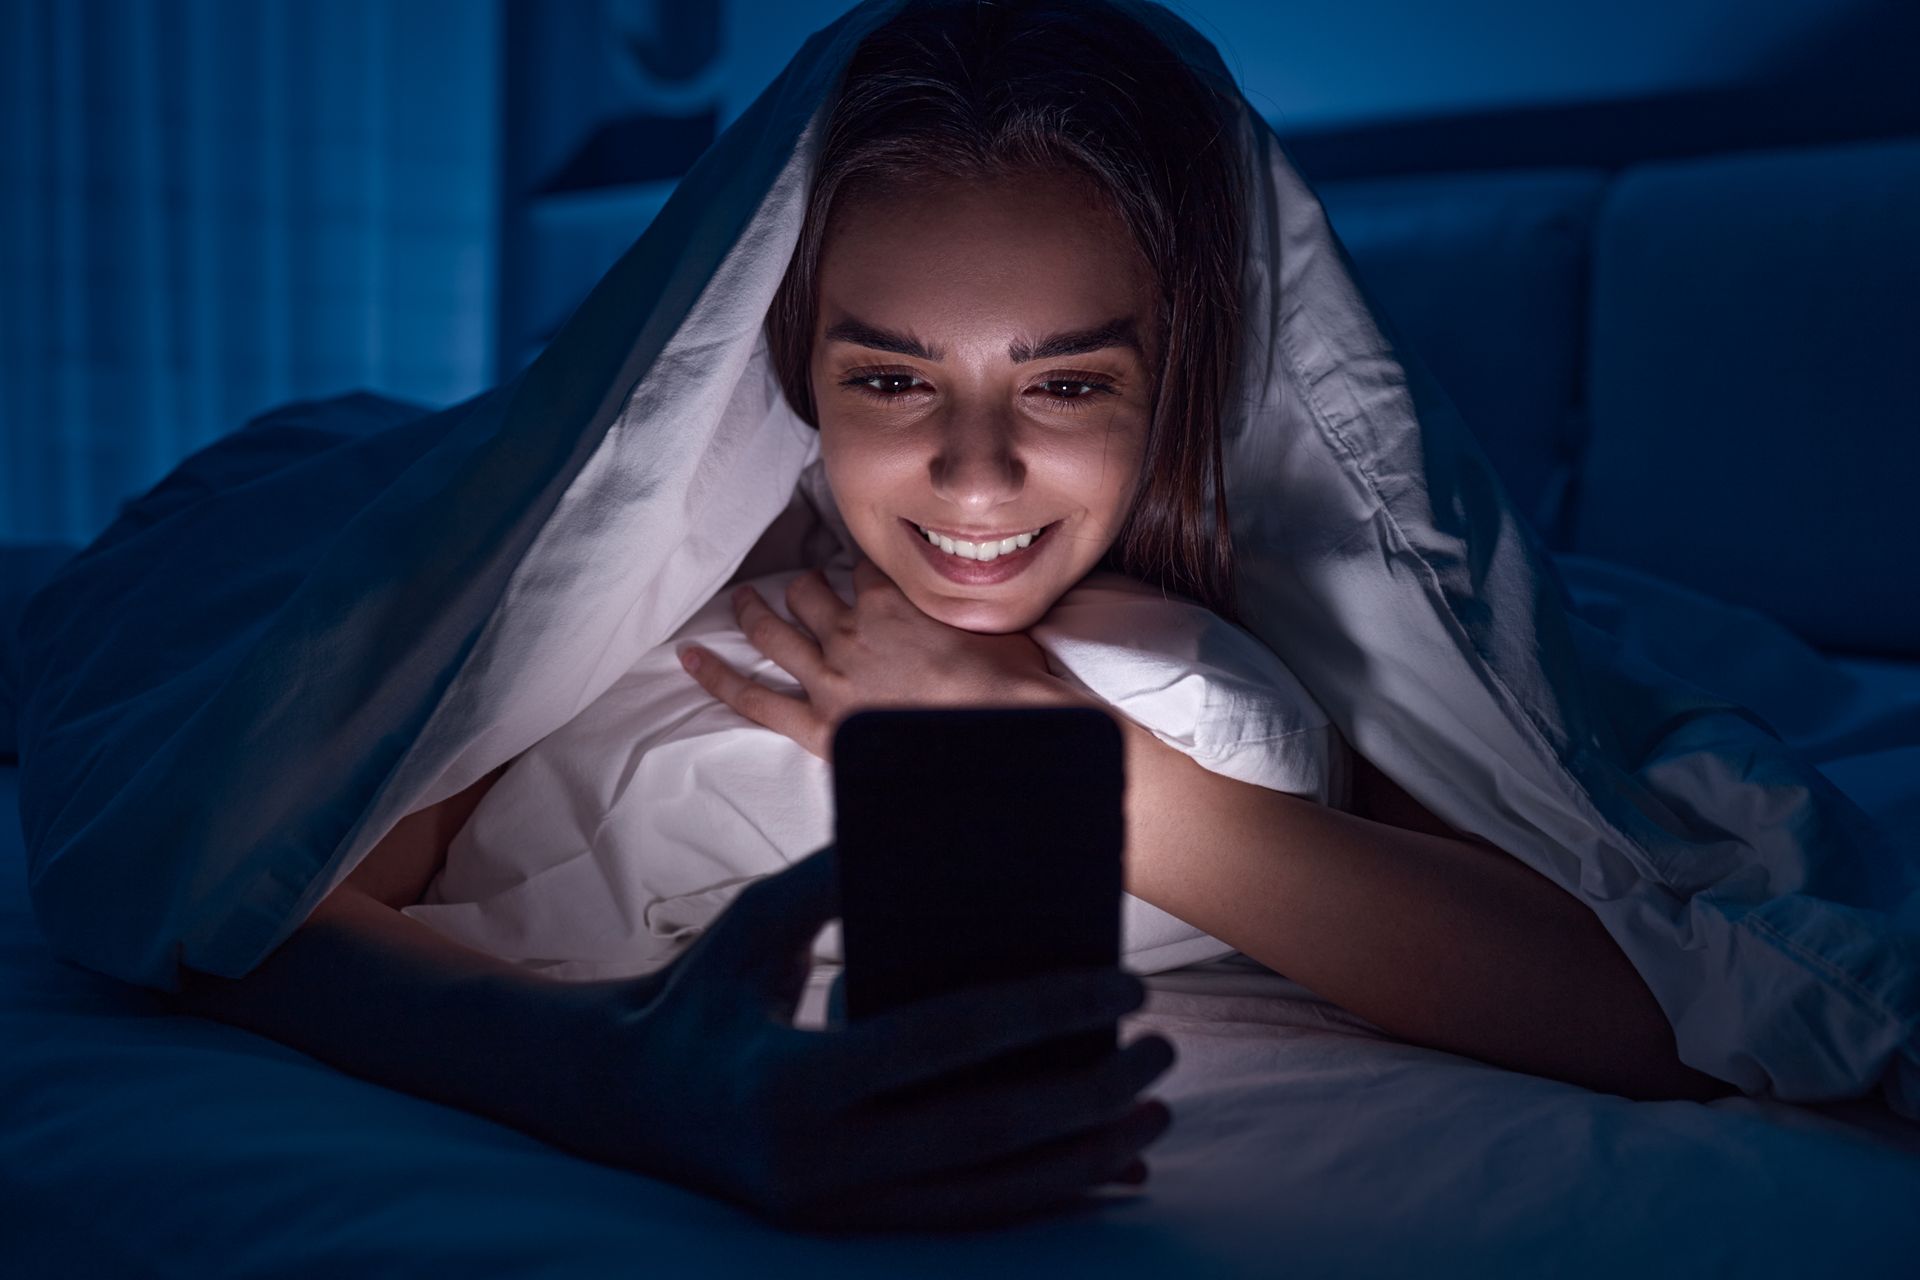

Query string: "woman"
[[399, 1, 1335, 982], [24, 0, 1907, 1239], [670, 0, 1720, 1101]]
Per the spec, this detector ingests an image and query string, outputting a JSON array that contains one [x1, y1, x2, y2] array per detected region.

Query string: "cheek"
[[818, 419, 913, 522], [1043, 425, 1148, 531]]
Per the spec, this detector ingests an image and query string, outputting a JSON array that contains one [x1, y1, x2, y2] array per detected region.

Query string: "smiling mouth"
[[912, 522, 1052, 563]]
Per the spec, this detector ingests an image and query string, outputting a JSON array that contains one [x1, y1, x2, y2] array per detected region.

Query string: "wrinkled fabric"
[[16, 0, 1917, 1112], [403, 476, 1344, 981]]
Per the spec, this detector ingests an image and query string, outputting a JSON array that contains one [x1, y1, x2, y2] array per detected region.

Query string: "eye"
[[1038, 379, 1106, 399], [1029, 374, 1119, 411], [841, 370, 929, 399]]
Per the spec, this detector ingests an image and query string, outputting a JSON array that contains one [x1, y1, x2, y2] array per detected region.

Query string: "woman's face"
[[810, 171, 1158, 634]]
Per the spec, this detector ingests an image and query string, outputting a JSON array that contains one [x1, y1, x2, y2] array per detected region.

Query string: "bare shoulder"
[[332, 760, 514, 911]]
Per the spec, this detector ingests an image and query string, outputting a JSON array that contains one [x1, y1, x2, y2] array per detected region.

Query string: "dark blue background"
[[2, 0, 1916, 546]]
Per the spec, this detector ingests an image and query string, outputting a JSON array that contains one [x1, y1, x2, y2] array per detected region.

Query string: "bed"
[[7, 425, 1920, 1275], [6, 756, 1920, 1276], [8, 54, 1920, 1278]]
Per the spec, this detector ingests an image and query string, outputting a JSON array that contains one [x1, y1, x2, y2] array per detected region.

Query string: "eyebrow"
[[822, 315, 1143, 364], [823, 317, 940, 361]]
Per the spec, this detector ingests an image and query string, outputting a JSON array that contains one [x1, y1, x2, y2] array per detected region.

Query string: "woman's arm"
[[167, 770, 1175, 1228], [170, 767, 636, 1154], [692, 565, 1730, 1104], [1115, 719, 1730, 1102]]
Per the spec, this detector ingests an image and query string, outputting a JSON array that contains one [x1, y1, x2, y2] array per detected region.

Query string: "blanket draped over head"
[[17, 0, 1917, 1113]]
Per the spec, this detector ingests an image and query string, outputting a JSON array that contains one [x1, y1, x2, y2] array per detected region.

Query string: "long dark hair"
[[765, 0, 1245, 617]]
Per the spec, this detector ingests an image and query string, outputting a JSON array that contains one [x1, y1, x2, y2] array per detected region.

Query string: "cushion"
[[1317, 169, 1608, 543], [1, 545, 76, 760], [1576, 138, 1920, 655]]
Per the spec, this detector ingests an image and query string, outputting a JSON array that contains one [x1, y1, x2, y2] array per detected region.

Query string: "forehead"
[[814, 172, 1155, 352]]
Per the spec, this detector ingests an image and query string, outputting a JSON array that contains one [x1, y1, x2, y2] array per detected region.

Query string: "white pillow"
[[404, 559, 1347, 979]]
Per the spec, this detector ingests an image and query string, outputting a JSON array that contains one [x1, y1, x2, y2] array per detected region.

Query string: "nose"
[[928, 402, 1025, 514]]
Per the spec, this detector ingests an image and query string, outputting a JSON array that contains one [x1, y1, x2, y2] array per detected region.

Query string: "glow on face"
[[811, 171, 1157, 634]]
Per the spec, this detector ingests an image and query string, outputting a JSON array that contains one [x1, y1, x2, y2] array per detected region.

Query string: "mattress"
[[5, 765, 1919, 1278]]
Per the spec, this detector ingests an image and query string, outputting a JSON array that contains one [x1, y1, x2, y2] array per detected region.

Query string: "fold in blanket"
[[16, 0, 1917, 1114], [400, 537, 1346, 981]]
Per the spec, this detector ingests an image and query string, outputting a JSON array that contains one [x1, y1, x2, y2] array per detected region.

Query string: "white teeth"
[[917, 524, 1044, 561]]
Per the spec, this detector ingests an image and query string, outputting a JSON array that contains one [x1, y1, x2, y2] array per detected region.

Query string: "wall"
[[3, 0, 1908, 542], [0, 0, 498, 542], [721, 0, 1897, 130]]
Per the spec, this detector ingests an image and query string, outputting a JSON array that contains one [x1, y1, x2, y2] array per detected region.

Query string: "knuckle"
[[727, 874, 782, 922], [735, 1051, 812, 1141], [1099, 1058, 1145, 1112], [710, 883, 777, 948]]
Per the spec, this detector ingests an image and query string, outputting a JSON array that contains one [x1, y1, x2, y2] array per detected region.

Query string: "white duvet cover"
[[404, 525, 1346, 980]]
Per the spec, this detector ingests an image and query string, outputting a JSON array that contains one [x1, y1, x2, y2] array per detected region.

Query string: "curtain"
[[0, 0, 498, 543]]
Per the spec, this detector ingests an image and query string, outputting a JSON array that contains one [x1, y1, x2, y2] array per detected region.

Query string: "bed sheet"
[[4, 766, 1919, 1278]]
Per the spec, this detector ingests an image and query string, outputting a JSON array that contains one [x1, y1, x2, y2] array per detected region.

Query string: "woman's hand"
[[567, 846, 1176, 1230], [679, 560, 1078, 758]]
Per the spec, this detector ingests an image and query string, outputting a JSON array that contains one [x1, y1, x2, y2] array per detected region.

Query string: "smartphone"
[[832, 706, 1125, 1087]]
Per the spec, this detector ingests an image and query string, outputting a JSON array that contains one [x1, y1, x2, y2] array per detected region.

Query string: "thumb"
[[705, 845, 840, 1016]]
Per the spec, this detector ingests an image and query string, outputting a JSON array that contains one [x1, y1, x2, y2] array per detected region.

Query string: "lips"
[[901, 517, 1054, 586], [913, 523, 1047, 562]]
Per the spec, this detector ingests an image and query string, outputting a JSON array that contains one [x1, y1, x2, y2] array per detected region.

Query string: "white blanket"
[[406, 518, 1346, 979]]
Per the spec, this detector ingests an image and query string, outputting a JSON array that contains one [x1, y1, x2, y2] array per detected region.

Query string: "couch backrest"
[[1574, 137, 1920, 656], [1319, 170, 1607, 543], [1317, 137, 1919, 656]]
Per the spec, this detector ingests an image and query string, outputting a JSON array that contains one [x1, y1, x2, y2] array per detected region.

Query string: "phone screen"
[[833, 706, 1125, 1085]]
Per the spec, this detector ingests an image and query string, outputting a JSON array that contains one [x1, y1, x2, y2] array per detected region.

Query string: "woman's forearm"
[[1117, 721, 1728, 1101], [169, 887, 641, 1159]]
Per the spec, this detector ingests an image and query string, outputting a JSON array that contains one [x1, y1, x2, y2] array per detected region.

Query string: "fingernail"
[[678, 647, 702, 674], [1139, 1034, 1177, 1073]]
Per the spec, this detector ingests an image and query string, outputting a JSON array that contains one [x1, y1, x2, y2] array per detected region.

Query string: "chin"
[[911, 589, 1045, 636]]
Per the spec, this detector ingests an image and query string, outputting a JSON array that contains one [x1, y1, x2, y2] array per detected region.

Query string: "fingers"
[[700, 847, 840, 1006], [732, 586, 827, 684], [825, 969, 848, 1030], [839, 1034, 1177, 1190], [784, 570, 849, 642], [790, 1097, 1173, 1233], [678, 645, 829, 757], [825, 966, 1147, 1097]]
